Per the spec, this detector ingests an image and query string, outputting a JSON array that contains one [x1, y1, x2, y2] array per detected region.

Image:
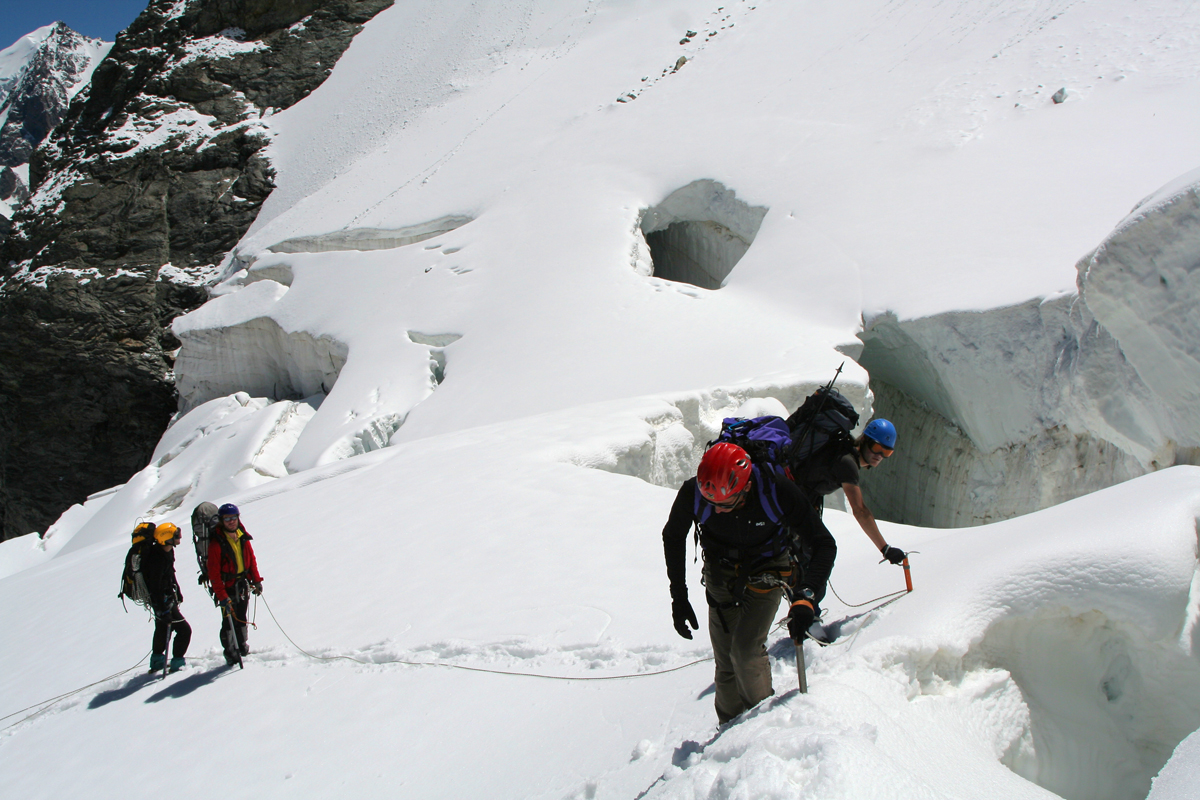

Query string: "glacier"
[[4, 2, 1200, 799]]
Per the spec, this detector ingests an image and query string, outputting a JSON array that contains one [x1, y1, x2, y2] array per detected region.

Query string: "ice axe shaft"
[[795, 639, 808, 693], [902, 557, 913, 593]]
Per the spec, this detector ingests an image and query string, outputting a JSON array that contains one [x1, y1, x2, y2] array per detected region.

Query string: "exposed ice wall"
[[266, 215, 474, 254], [174, 313, 347, 412], [1080, 169, 1200, 441], [858, 169, 1200, 528]]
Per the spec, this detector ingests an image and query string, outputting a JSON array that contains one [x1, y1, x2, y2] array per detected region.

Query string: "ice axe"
[[794, 639, 808, 694], [222, 599, 244, 669]]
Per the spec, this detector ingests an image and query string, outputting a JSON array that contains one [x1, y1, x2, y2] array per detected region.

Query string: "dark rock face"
[[0, 0, 394, 539]]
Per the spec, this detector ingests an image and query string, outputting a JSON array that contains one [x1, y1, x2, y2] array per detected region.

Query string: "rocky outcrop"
[[0, 0, 393, 539]]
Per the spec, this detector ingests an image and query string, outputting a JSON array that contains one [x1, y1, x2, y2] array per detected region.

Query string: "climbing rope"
[[1, 651, 151, 730], [812, 556, 916, 649], [828, 555, 916, 608], [3, 559, 915, 730], [261, 596, 712, 682], [827, 583, 908, 609]]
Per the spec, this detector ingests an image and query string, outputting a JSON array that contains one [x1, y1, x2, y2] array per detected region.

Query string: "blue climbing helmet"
[[863, 418, 897, 450], [217, 502, 240, 519]]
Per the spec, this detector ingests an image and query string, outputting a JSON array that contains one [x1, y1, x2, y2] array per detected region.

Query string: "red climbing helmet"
[[697, 442, 753, 504]]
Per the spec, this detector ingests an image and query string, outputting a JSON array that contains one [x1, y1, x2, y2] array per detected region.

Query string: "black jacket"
[[791, 441, 860, 503], [662, 468, 837, 601], [140, 544, 182, 615]]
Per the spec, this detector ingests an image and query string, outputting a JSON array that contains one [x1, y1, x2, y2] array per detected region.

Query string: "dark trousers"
[[220, 584, 251, 658], [703, 555, 790, 724], [152, 608, 191, 658]]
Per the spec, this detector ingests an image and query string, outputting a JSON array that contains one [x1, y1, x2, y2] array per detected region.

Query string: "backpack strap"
[[751, 465, 785, 525]]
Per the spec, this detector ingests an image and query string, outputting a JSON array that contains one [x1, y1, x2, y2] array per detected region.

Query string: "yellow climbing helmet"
[[154, 522, 181, 545]]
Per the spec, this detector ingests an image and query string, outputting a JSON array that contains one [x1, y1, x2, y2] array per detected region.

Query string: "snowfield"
[[4, 1, 1200, 799]]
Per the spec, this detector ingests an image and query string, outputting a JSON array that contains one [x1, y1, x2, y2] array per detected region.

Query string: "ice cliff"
[[859, 169, 1200, 527]]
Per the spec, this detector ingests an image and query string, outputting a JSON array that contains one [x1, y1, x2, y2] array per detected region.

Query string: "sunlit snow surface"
[[4, 1, 1200, 799]]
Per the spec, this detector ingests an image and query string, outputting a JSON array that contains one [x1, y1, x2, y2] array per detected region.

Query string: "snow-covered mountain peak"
[[0, 23, 59, 100], [0, 21, 109, 217], [0, 21, 108, 113]]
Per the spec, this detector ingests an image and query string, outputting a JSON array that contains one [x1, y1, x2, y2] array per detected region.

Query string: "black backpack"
[[785, 386, 860, 466], [191, 502, 219, 598], [118, 522, 157, 610]]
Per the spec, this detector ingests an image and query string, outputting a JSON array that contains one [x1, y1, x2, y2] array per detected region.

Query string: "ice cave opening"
[[638, 179, 767, 289]]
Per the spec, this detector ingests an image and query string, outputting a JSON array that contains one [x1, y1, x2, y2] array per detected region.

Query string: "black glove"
[[787, 600, 815, 641], [251, 580, 263, 596], [671, 596, 699, 639], [220, 597, 233, 616], [880, 545, 906, 565]]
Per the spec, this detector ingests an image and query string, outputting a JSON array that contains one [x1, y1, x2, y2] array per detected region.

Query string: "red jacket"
[[206, 526, 263, 601]]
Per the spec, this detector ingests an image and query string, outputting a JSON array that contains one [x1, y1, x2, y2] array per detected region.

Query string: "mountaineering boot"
[[149, 654, 166, 672], [168, 657, 186, 673]]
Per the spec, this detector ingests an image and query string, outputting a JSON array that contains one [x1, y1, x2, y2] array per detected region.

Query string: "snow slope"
[[4, 1, 1200, 799]]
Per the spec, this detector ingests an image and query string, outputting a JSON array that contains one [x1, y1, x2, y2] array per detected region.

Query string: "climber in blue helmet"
[[791, 416, 907, 567]]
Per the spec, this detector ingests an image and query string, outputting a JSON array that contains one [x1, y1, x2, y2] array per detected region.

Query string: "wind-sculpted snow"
[[976, 609, 1200, 800], [1147, 729, 1200, 800], [615, 469, 1200, 800], [4, 392, 1200, 799]]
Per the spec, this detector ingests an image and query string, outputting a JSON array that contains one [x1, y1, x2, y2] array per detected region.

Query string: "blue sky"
[[1, 0, 148, 53]]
